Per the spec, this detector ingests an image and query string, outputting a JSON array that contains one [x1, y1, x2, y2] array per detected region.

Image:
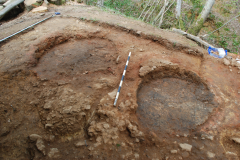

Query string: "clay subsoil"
[[0, 4, 240, 160]]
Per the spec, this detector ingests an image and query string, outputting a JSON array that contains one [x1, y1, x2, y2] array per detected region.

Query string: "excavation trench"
[[1, 16, 238, 159]]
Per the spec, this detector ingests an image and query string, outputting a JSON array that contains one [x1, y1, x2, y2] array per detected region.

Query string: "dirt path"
[[0, 4, 240, 160]]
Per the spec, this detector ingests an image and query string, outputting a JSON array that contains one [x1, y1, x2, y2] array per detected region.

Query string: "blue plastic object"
[[55, 12, 61, 15], [208, 47, 227, 58]]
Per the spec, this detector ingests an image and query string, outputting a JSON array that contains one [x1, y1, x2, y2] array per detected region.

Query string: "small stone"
[[36, 139, 46, 155], [179, 143, 192, 152], [127, 93, 132, 97], [94, 142, 101, 147], [112, 135, 118, 140], [230, 69, 232, 72], [171, 150, 178, 154], [134, 153, 140, 159], [193, 137, 198, 139], [223, 59, 230, 66], [29, 134, 42, 141], [128, 142, 134, 147], [62, 106, 72, 114], [96, 136, 102, 143], [116, 55, 121, 64], [121, 142, 126, 147], [45, 124, 53, 129], [201, 134, 214, 141], [139, 49, 144, 52], [125, 100, 131, 107], [108, 89, 118, 100], [88, 146, 94, 151], [207, 151, 215, 158], [48, 148, 60, 158], [200, 146, 204, 150], [182, 151, 189, 158], [43, 101, 52, 109], [231, 137, 240, 144], [119, 102, 125, 110], [152, 66, 157, 70], [49, 135, 55, 142], [32, 6, 48, 13], [136, 138, 139, 143], [75, 141, 85, 147], [83, 71, 88, 74], [136, 31, 142, 35], [139, 66, 152, 77], [183, 134, 188, 137], [85, 105, 91, 110], [103, 123, 110, 129]]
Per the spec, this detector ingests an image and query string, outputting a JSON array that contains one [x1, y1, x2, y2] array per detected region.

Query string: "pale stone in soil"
[[207, 151, 215, 158], [29, 134, 42, 141], [48, 148, 60, 158], [32, 6, 48, 13], [179, 143, 192, 152]]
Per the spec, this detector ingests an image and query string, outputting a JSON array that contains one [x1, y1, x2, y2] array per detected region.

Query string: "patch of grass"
[[232, 39, 240, 52], [90, 18, 97, 22], [219, 36, 228, 49], [224, 28, 230, 32], [173, 42, 177, 48], [116, 144, 121, 147], [208, 32, 217, 41], [216, 21, 223, 28], [232, 33, 237, 38]]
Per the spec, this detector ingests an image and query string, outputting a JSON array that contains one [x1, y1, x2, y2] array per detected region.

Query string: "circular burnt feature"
[[33, 38, 118, 80], [137, 70, 216, 135]]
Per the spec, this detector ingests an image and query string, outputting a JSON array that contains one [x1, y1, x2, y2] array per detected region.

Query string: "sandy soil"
[[0, 4, 240, 160]]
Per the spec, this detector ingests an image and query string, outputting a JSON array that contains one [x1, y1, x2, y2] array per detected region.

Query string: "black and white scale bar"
[[114, 52, 131, 106]]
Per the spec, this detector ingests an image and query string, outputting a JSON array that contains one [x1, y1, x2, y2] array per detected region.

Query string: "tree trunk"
[[0, 0, 7, 4], [172, 28, 215, 48], [188, 0, 215, 36], [97, 0, 104, 6], [152, 0, 169, 24], [175, 0, 181, 19], [139, 0, 153, 19], [0, 0, 24, 20], [158, 0, 168, 27], [83, 0, 87, 4]]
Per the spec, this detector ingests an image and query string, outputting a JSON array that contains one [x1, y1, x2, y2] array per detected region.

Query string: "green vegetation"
[[116, 144, 121, 147], [219, 36, 228, 49], [88, 0, 140, 17], [86, 0, 239, 54]]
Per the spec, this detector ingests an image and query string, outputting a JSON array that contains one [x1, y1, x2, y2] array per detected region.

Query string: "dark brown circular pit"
[[137, 75, 216, 135]]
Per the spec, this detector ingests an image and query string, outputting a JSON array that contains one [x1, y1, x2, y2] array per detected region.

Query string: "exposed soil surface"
[[0, 4, 240, 160]]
